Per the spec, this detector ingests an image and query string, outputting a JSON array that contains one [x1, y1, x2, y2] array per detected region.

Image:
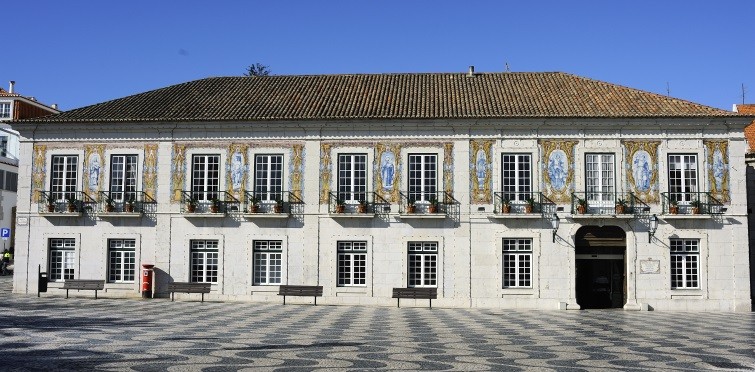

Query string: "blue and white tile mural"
[[623, 141, 660, 204], [705, 140, 730, 203], [541, 140, 577, 203], [469, 140, 493, 204]]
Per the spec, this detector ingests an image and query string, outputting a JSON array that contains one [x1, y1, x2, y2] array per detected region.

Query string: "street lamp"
[[648, 214, 658, 243], [550, 213, 560, 243]]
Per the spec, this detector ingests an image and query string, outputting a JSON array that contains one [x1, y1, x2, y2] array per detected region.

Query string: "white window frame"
[[407, 153, 438, 202], [49, 238, 76, 282], [253, 240, 283, 285], [254, 154, 284, 202], [50, 155, 79, 201], [408, 241, 438, 288], [336, 153, 368, 203], [108, 239, 136, 283], [190, 154, 221, 201], [0, 102, 10, 118], [502, 238, 533, 288], [190, 239, 219, 283], [668, 154, 698, 204], [109, 154, 139, 202], [670, 239, 700, 289], [501, 153, 531, 202], [585, 153, 615, 203], [337, 241, 367, 287]]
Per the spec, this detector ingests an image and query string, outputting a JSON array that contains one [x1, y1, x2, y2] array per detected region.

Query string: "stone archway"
[[575, 226, 627, 309]]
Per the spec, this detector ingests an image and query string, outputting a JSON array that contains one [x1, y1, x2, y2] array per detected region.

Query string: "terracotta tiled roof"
[[736, 104, 755, 114], [737, 105, 755, 151], [0, 88, 19, 97], [20, 72, 744, 123]]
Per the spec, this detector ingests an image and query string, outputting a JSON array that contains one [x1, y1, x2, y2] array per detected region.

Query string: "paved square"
[[2, 278, 753, 371]]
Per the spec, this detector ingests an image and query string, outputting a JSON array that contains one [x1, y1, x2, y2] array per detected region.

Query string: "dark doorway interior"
[[575, 226, 626, 309]]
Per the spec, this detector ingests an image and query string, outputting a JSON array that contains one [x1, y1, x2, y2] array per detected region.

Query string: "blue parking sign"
[[1, 228, 9, 239]]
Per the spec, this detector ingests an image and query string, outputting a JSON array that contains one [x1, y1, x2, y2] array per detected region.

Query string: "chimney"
[[467, 66, 475, 77], [8, 81, 15, 94]]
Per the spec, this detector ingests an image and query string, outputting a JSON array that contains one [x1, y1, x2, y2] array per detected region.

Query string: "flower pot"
[[210, 206, 219, 213], [429, 205, 438, 214], [669, 206, 678, 214], [274, 205, 283, 213], [250, 205, 260, 213], [615, 205, 625, 214], [502, 205, 511, 214], [577, 205, 586, 214], [358, 204, 367, 213], [336, 205, 345, 213], [105, 205, 115, 212], [691, 207, 700, 215], [525, 205, 533, 214], [47, 204, 55, 212], [186, 204, 196, 213], [407, 205, 415, 214], [67, 204, 76, 213]]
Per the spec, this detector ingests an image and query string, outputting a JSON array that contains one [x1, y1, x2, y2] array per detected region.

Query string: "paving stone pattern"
[[1, 278, 754, 371]]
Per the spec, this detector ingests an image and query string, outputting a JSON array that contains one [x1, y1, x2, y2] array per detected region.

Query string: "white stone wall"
[[10, 118, 753, 311]]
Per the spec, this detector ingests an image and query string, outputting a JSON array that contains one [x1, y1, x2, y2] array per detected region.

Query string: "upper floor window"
[[338, 154, 367, 203], [0, 136, 7, 157], [670, 239, 699, 289], [408, 154, 437, 202], [668, 155, 697, 203], [585, 153, 614, 203], [502, 154, 531, 202], [191, 154, 220, 201], [110, 155, 138, 202], [0, 102, 10, 118], [254, 154, 283, 202], [4, 171, 17, 192], [51, 155, 78, 201]]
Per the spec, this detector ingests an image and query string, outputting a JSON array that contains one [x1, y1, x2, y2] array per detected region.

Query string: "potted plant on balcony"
[[525, 196, 536, 214], [66, 195, 78, 213], [248, 195, 261, 213], [668, 199, 679, 215], [105, 195, 115, 212], [428, 195, 439, 213], [186, 195, 199, 213], [125, 196, 136, 213], [45, 194, 56, 212], [576, 198, 587, 214], [501, 196, 511, 214], [690, 199, 702, 215], [615, 198, 628, 214], [335, 197, 345, 213], [406, 197, 416, 213], [210, 197, 221, 213], [358, 199, 368, 213], [274, 197, 284, 213]]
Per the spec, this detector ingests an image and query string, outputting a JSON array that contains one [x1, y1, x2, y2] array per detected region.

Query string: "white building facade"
[[11, 72, 753, 311]]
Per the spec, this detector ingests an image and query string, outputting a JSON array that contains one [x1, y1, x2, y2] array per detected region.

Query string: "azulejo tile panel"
[[469, 140, 493, 204], [623, 141, 660, 204], [226, 144, 249, 201], [540, 140, 577, 203], [170, 144, 187, 203], [83, 145, 105, 197], [375, 143, 400, 203], [143, 144, 158, 200], [705, 140, 729, 203], [32, 144, 47, 202]]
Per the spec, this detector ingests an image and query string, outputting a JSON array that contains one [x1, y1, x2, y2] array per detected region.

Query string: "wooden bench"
[[167, 282, 212, 302], [392, 287, 437, 308], [61, 279, 105, 299], [278, 285, 323, 305]]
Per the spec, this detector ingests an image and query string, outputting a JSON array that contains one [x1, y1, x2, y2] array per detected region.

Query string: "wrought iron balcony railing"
[[398, 191, 458, 215], [97, 191, 154, 214], [244, 191, 302, 215], [571, 191, 642, 216], [38, 190, 95, 214], [179, 190, 240, 214], [661, 191, 724, 215], [328, 191, 390, 215], [493, 192, 556, 216]]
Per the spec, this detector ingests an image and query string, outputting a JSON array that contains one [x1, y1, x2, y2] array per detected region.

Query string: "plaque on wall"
[[640, 260, 660, 274]]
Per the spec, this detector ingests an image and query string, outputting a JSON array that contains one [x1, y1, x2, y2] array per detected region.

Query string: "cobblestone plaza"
[[2, 277, 754, 371]]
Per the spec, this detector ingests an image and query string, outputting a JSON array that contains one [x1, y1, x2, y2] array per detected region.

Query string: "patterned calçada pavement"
[[1, 277, 753, 371]]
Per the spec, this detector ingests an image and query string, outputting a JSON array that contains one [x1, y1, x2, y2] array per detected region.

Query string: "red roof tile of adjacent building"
[[736, 104, 755, 151]]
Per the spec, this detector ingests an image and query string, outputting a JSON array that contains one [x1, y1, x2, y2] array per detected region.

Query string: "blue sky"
[[4, 1, 754, 111]]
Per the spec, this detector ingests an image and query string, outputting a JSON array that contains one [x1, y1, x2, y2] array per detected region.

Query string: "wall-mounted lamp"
[[550, 213, 560, 243], [648, 214, 658, 243]]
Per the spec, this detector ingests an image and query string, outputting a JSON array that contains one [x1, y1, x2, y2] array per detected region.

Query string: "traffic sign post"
[[1, 228, 9, 240]]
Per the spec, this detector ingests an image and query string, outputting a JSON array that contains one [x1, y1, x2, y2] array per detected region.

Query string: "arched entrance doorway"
[[575, 226, 626, 309]]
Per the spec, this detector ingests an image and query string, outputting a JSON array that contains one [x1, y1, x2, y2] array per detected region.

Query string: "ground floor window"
[[108, 239, 136, 283], [49, 238, 75, 281], [253, 240, 282, 285], [503, 238, 532, 288], [190, 240, 218, 283], [337, 241, 367, 286], [408, 241, 437, 287], [670, 239, 699, 289]]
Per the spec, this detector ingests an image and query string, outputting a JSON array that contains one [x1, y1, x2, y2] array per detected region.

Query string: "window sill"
[[182, 212, 226, 218], [662, 214, 712, 220], [329, 213, 376, 219], [39, 212, 83, 217], [571, 214, 635, 220], [99, 212, 142, 218], [489, 213, 542, 219], [243, 213, 289, 219], [398, 213, 447, 219]]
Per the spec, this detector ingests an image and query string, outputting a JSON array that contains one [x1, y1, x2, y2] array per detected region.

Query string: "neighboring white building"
[[11, 71, 754, 311], [0, 81, 59, 255]]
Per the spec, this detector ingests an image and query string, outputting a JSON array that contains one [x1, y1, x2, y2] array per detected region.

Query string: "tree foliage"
[[245, 63, 271, 76]]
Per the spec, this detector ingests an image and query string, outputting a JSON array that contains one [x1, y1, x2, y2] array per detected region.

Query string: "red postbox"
[[141, 264, 154, 298]]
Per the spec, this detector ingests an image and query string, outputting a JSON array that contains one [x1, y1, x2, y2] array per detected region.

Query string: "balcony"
[[570, 192, 648, 219], [398, 191, 458, 219], [38, 191, 95, 217], [660, 192, 724, 219], [97, 191, 154, 217], [492, 192, 556, 219], [328, 192, 390, 218], [180, 191, 241, 217], [243, 191, 302, 219]]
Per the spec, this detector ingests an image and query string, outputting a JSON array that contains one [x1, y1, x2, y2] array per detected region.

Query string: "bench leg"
[[429, 298, 432, 309], [171, 292, 174, 302], [314, 296, 317, 306], [397, 298, 400, 308], [95, 290, 98, 300], [201, 293, 204, 303], [66, 289, 69, 299], [283, 295, 286, 305]]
